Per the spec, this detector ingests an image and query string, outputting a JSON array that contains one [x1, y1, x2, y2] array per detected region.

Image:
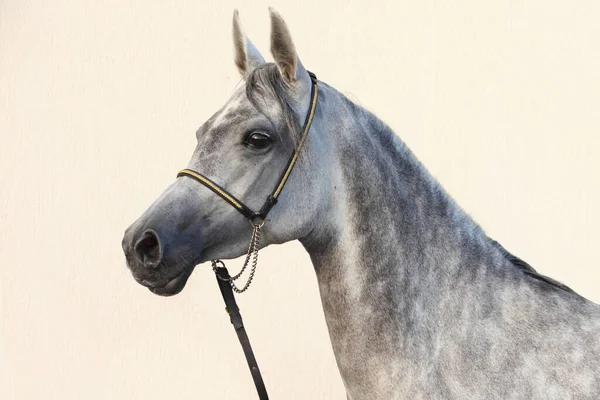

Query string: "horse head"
[[122, 9, 329, 296]]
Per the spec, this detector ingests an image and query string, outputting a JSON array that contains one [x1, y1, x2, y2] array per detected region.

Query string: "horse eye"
[[246, 132, 271, 149]]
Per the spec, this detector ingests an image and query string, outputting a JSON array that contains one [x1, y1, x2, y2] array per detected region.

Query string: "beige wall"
[[2, 1, 599, 399]]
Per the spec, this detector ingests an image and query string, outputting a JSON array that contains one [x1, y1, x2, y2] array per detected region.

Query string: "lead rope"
[[212, 222, 262, 293], [212, 223, 269, 399]]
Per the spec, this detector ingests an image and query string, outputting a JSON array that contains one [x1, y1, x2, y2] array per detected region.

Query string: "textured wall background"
[[1, 1, 599, 398]]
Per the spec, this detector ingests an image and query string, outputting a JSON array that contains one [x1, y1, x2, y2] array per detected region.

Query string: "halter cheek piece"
[[175, 71, 318, 400]]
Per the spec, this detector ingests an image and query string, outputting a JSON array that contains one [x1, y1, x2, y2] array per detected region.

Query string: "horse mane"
[[490, 239, 575, 293]]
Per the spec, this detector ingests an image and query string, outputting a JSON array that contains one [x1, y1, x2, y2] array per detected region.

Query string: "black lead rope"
[[177, 71, 319, 399], [215, 266, 269, 400]]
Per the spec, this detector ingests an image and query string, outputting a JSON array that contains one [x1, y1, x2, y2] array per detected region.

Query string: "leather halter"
[[175, 71, 318, 399]]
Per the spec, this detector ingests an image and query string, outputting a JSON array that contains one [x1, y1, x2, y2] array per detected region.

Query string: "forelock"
[[245, 63, 300, 142]]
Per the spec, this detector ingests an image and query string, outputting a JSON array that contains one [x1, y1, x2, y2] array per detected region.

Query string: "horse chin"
[[149, 265, 196, 297]]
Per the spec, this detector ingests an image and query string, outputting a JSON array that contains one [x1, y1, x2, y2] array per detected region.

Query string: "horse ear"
[[269, 8, 308, 85], [232, 10, 265, 78]]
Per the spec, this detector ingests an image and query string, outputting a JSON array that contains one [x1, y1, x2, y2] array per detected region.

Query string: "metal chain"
[[228, 224, 258, 281], [212, 223, 262, 294]]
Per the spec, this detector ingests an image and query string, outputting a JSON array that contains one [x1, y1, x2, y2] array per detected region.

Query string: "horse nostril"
[[134, 231, 162, 268]]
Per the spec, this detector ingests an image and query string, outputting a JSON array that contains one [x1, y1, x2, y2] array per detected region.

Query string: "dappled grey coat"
[[122, 8, 600, 399]]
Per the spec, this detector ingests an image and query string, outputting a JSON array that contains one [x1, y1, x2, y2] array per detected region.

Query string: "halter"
[[178, 71, 318, 221], [175, 71, 318, 399]]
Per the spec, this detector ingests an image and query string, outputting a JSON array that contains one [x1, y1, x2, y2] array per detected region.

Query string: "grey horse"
[[122, 9, 600, 399]]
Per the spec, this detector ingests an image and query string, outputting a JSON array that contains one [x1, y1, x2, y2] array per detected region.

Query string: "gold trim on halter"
[[273, 83, 319, 198], [177, 169, 244, 211]]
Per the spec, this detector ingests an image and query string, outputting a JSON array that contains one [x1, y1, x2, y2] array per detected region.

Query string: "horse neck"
[[299, 83, 509, 369]]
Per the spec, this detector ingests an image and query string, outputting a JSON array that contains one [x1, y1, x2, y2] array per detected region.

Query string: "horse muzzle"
[[122, 222, 201, 296]]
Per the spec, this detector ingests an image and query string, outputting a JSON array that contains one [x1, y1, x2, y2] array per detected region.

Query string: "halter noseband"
[[174, 71, 318, 400]]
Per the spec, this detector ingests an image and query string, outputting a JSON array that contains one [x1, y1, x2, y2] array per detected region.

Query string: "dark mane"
[[490, 239, 575, 293], [245, 63, 301, 142]]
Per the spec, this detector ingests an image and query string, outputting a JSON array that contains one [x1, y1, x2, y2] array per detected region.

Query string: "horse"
[[122, 8, 600, 399]]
